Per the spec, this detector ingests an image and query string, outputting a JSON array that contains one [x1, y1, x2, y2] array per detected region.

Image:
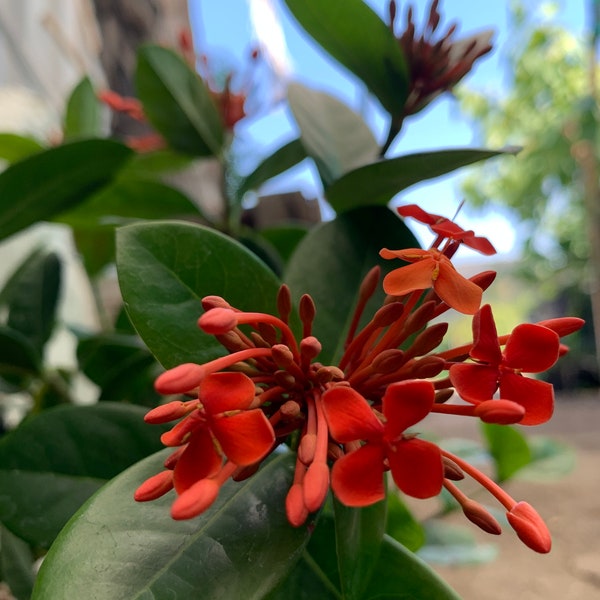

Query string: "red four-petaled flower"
[[449, 304, 560, 425], [322, 379, 443, 506]]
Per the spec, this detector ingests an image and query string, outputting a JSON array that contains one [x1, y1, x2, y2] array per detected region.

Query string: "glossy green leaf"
[[57, 177, 202, 227], [77, 332, 160, 404], [238, 138, 308, 197], [363, 535, 462, 599], [260, 225, 309, 265], [63, 76, 101, 139], [0, 524, 34, 600], [287, 83, 379, 186], [326, 147, 519, 213], [0, 133, 44, 163], [136, 44, 224, 157], [0, 139, 132, 241], [33, 451, 310, 600], [120, 148, 193, 179], [116, 221, 282, 368], [284, 0, 408, 116], [386, 492, 426, 552], [0, 327, 42, 381], [2, 249, 61, 354], [0, 403, 167, 548], [480, 423, 532, 482], [284, 205, 419, 364], [71, 226, 117, 278], [334, 498, 386, 600]]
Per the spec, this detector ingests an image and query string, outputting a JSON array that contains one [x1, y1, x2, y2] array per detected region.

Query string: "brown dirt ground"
[[424, 389, 600, 600]]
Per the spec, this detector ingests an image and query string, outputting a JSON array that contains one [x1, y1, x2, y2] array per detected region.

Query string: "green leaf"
[[33, 451, 310, 600], [0, 139, 133, 241], [57, 177, 203, 227], [0, 133, 44, 163], [326, 148, 519, 213], [0, 524, 34, 600], [287, 83, 379, 186], [116, 221, 282, 368], [480, 423, 532, 482], [283, 0, 408, 116], [238, 138, 308, 197], [0, 403, 167, 548], [136, 44, 224, 157], [260, 225, 309, 265], [386, 492, 426, 552], [120, 149, 193, 179], [0, 327, 42, 383], [63, 76, 101, 139], [2, 249, 61, 354], [76, 332, 160, 404], [333, 498, 386, 600], [363, 535, 462, 599], [284, 205, 419, 364]]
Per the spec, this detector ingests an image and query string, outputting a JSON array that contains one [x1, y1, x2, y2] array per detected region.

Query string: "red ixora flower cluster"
[[135, 203, 584, 554]]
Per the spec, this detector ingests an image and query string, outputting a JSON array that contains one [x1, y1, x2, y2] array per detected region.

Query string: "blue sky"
[[188, 0, 586, 257]]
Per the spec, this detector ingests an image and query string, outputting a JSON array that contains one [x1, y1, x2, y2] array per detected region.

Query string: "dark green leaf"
[[57, 177, 203, 227], [77, 332, 160, 404], [386, 492, 426, 552], [116, 221, 282, 368], [2, 250, 61, 354], [0, 133, 44, 163], [238, 138, 308, 197], [480, 423, 532, 482], [284, 205, 419, 364], [260, 225, 309, 265], [326, 147, 519, 213], [136, 44, 224, 157], [283, 0, 408, 116], [363, 535, 462, 599], [33, 452, 310, 600], [0, 403, 167, 547], [0, 139, 133, 241], [287, 83, 379, 185], [71, 227, 116, 278], [0, 327, 42, 381], [333, 498, 385, 600], [63, 76, 101, 139], [0, 524, 34, 600], [120, 149, 193, 179]]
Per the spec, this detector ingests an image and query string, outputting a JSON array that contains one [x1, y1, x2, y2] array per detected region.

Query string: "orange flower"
[[380, 247, 482, 314]]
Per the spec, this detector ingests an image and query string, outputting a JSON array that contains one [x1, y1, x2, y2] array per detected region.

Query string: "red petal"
[[470, 305, 502, 364], [382, 380, 435, 439], [322, 387, 384, 443], [396, 204, 440, 225], [382, 259, 435, 296], [211, 409, 275, 465], [200, 371, 256, 413], [171, 478, 220, 520], [506, 501, 552, 553], [331, 444, 386, 507], [499, 373, 554, 425], [380, 247, 431, 261], [460, 232, 497, 255], [449, 363, 499, 402], [387, 438, 443, 499], [435, 261, 482, 315], [504, 324, 560, 372], [173, 429, 222, 493]]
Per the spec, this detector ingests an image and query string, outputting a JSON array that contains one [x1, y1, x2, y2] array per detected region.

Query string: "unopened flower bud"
[[198, 307, 238, 334], [506, 501, 552, 553], [462, 499, 502, 535], [435, 387, 454, 404], [298, 433, 317, 465], [271, 344, 295, 369], [300, 336, 322, 361], [315, 366, 345, 384], [201, 295, 232, 310], [372, 349, 405, 373], [373, 302, 405, 327], [536, 317, 585, 337], [155, 363, 205, 394], [144, 400, 197, 424], [286, 483, 308, 527], [442, 456, 464, 480], [406, 322, 448, 357], [134, 470, 174, 502], [277, 284, 292, 323], [475, 399, 525, 425], [171, 478, 220, 520], [280, 400, 302, 418], [303, 461, 330, 513]]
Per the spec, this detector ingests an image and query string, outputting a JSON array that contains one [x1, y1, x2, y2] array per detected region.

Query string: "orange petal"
[[435, 262, 482, 314], [322, 387, 384, 443], [200, 371, 256, 413], [504, 324, 559, 373], [211, 409, 275, 465], [382, 259, 435, 296], [331, 444, 386, 507], [449, 363, 499, 402], [173, 429, 222, 493], [382, 380, 435, 438], [471, 304, 502, 364], [387, 438, 443, 499], [499, 372, 554, 425]]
